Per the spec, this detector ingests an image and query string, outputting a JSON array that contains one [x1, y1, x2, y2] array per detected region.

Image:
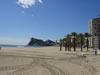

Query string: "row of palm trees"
[[60, 32, 90, 52]]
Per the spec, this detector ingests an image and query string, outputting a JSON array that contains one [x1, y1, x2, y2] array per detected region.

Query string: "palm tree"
[[78, 33, 84, 52], [72, 32, 77, 51], [66, 34, 72, 51], [84, 33, 90, 52]]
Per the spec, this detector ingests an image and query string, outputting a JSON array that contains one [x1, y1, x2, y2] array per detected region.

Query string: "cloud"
[[38, 0, 43, 4], [17, 0, 43, 8]]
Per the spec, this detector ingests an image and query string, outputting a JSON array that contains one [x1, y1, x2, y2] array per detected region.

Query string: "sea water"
[[0, 44, 46, 47], [0, 44, 24, 47]]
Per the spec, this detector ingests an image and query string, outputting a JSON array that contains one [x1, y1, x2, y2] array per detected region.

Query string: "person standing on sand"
[[0, 47, 1, 50], [94, 49, 97, 55]]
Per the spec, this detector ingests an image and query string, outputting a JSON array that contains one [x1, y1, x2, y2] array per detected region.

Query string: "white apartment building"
[[89, 18, 100, 49]]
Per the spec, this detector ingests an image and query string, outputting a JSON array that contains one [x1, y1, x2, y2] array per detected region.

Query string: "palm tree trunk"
[[74, 38, 76, 51], [68, 42, 70, 51], [65, 43, 67, 51], [70, 44, 71, 51], [87, 38, 89, 52], [60, 44, 62, 51], [60, 46, 62, 51], [81, 39, 83, 52], [81, 43, 82, 52], [60, 40, 63, 51]]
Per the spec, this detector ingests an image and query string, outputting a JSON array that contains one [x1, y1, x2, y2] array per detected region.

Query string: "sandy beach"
[[0, 47, 100, 75]]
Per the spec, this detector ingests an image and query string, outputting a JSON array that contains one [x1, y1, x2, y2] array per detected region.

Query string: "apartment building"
[[89, 18, 100, 49]]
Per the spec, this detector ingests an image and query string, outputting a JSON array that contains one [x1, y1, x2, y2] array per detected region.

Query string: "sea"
[[0, 44, 25, 47], [0, 44, 47, 47]]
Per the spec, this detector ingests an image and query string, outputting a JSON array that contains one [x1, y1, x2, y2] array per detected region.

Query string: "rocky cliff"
[[28, 38, 55, 46]]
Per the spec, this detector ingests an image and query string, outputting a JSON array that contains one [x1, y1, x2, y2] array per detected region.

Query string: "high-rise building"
[[89, 18, 100, 49]]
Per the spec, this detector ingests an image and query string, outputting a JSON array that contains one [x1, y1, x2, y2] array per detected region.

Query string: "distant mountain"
[[28, 38, 55, 46]]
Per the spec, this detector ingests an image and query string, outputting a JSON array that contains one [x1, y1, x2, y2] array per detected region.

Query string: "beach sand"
[[0, 47, 100, 75]]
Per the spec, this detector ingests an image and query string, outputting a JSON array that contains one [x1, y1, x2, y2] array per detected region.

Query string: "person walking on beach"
[[94, 49, 97, 55], [0, 47, 1, 50]]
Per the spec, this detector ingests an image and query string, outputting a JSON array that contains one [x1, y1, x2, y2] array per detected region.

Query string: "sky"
[[0, 0, 100, 45]]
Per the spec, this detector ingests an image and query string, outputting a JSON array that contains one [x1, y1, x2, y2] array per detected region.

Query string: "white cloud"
[[17, 0, 43, 8], [0, 37, 29, 45], [38, 0, 43, 4]]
